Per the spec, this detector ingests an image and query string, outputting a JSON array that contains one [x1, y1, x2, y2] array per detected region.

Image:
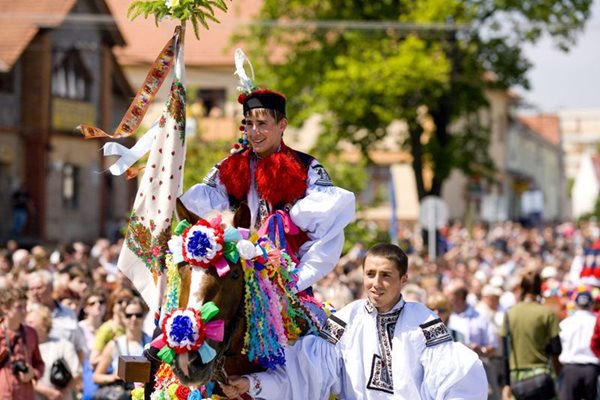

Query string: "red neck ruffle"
[[218, 143, 308, 206]]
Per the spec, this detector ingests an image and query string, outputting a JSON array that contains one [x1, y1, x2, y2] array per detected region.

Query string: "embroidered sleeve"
[[247, 373, 262, 396], [290, 159, 355, 291], [420, 318, 452, 347], [319, 314, 347, 345], [310, 164, 333, 187], [202, 165, 220, 188]]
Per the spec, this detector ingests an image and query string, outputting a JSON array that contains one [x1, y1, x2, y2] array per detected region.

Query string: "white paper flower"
[[237, 240, 258, 260]]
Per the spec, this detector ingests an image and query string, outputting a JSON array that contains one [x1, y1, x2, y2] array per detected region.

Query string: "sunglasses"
[[87, 300, 106, 307], [125, 312, 144, 319], [435, 308, 449, 313]]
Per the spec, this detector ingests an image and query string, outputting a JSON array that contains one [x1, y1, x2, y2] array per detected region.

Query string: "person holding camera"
[[0, 287, 44, 399]]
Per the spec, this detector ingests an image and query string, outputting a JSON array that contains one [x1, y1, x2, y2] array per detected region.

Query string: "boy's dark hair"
[[246, 108, 286, 123], [364, 243, 408, 276]]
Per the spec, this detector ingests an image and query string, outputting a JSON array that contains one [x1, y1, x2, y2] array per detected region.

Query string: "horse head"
[[166, 200, 250, 386]]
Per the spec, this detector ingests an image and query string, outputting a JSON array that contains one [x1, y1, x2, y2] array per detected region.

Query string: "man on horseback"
[[179, 85, 355, 296]]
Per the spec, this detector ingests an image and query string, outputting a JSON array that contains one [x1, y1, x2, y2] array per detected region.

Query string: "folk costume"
[[244, 299, 488, 399], [558, 292, 600, 400], [180, 89, 355, 292]]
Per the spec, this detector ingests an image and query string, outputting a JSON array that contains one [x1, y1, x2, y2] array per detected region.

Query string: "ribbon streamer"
[[77, 27, 180, 139], [102, 121, 158, 176]]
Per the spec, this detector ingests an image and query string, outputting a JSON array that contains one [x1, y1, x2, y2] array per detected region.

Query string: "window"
[[0, 69, 15, 93], [62, 163, 80, 209], [195, 89, 226, 117], [52, 49, 92, 101]]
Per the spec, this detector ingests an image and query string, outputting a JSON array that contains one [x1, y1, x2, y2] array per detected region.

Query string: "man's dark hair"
[[364, 243, 408, 276], [518, 268, 542, 300]]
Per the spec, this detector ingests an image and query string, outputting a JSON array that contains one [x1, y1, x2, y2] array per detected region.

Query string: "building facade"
[[0, 0, 135, 243]]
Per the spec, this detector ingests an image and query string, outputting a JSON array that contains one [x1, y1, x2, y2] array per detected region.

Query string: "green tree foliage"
[[579, 196, 600, 223], [128, 0, 229, 39], [240, 0, 592, 199], [182, 139, 231, 191]]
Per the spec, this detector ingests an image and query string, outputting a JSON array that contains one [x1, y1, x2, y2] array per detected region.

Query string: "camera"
[[11, 360, 28, 375]]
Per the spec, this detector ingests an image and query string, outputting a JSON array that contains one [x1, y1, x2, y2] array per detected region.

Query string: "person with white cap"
[[558, 291, 599, 400], [476, 284, 505, 400]]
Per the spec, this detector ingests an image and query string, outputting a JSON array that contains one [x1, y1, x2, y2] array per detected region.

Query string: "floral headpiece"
[[168, 216, 276, 277]]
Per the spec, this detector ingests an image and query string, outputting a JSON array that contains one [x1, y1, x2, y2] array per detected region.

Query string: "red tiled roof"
[[105, 0, 263, 67], [0, 0, 77, 71], [518, 115, 561, 146]]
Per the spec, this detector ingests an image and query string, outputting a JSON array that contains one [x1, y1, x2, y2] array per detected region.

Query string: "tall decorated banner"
[[78, 27, 186, 320], [119, 31, 187, 319], [77, 0, 230, 322]]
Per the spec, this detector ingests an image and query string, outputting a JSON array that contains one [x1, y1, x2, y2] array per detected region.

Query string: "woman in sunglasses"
[[90, 288, 134, 366], [79, 289, 107, 400], [93, 297, 150, 389]]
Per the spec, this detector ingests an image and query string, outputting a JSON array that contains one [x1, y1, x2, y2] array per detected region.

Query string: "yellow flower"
[[165, 0, 180, 9], [131, 387, 145, 400], [167, 383, 179, 399]]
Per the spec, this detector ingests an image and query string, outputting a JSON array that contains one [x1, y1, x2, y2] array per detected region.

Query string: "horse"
[[164, 200, 319, 388]]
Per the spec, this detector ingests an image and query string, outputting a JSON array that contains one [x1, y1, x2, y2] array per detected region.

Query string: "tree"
[[182, 139, 232, 191], [239, 0, 592, 199]]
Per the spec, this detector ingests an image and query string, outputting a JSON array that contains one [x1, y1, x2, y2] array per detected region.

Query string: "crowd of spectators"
[[0, 238, 149, 399], [314, 220, 600, 400], [1, 219, 600, 399]]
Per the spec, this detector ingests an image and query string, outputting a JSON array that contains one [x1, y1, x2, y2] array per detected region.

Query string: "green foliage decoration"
[[127, 0, 230, 39], [182, 138, 232, 192]]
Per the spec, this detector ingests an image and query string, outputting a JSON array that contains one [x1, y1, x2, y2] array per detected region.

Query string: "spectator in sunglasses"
[[80, 290, 108, 354], [93, 297, 150, 387], [79, 289, 108, 400], [426, 291, 465, 343], [90, 288, 133, 366]]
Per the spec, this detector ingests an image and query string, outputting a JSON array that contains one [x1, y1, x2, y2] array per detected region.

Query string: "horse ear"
[[176, 198, 200, 225], [233, 202, 251, 229]]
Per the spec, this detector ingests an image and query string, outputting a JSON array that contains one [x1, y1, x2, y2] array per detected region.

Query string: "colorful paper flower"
[[152, 302, 224, 366], [175, 385, 190, 399], [161, 308, 206, 354], [181, 219, 224, 268]]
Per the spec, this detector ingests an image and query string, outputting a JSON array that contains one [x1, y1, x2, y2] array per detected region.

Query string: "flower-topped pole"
[[128, 0, 230, 40]]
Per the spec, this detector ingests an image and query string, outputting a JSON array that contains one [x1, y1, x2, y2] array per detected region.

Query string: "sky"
[[517, 0, 600, 113]]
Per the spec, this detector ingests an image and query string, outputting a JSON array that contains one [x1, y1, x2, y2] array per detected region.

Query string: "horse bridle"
[[177, 262, 246, 385], [210, 288, 246, 384]]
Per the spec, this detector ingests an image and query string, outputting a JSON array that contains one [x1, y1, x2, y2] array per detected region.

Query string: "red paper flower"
[[175, 385, 191, 400]]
